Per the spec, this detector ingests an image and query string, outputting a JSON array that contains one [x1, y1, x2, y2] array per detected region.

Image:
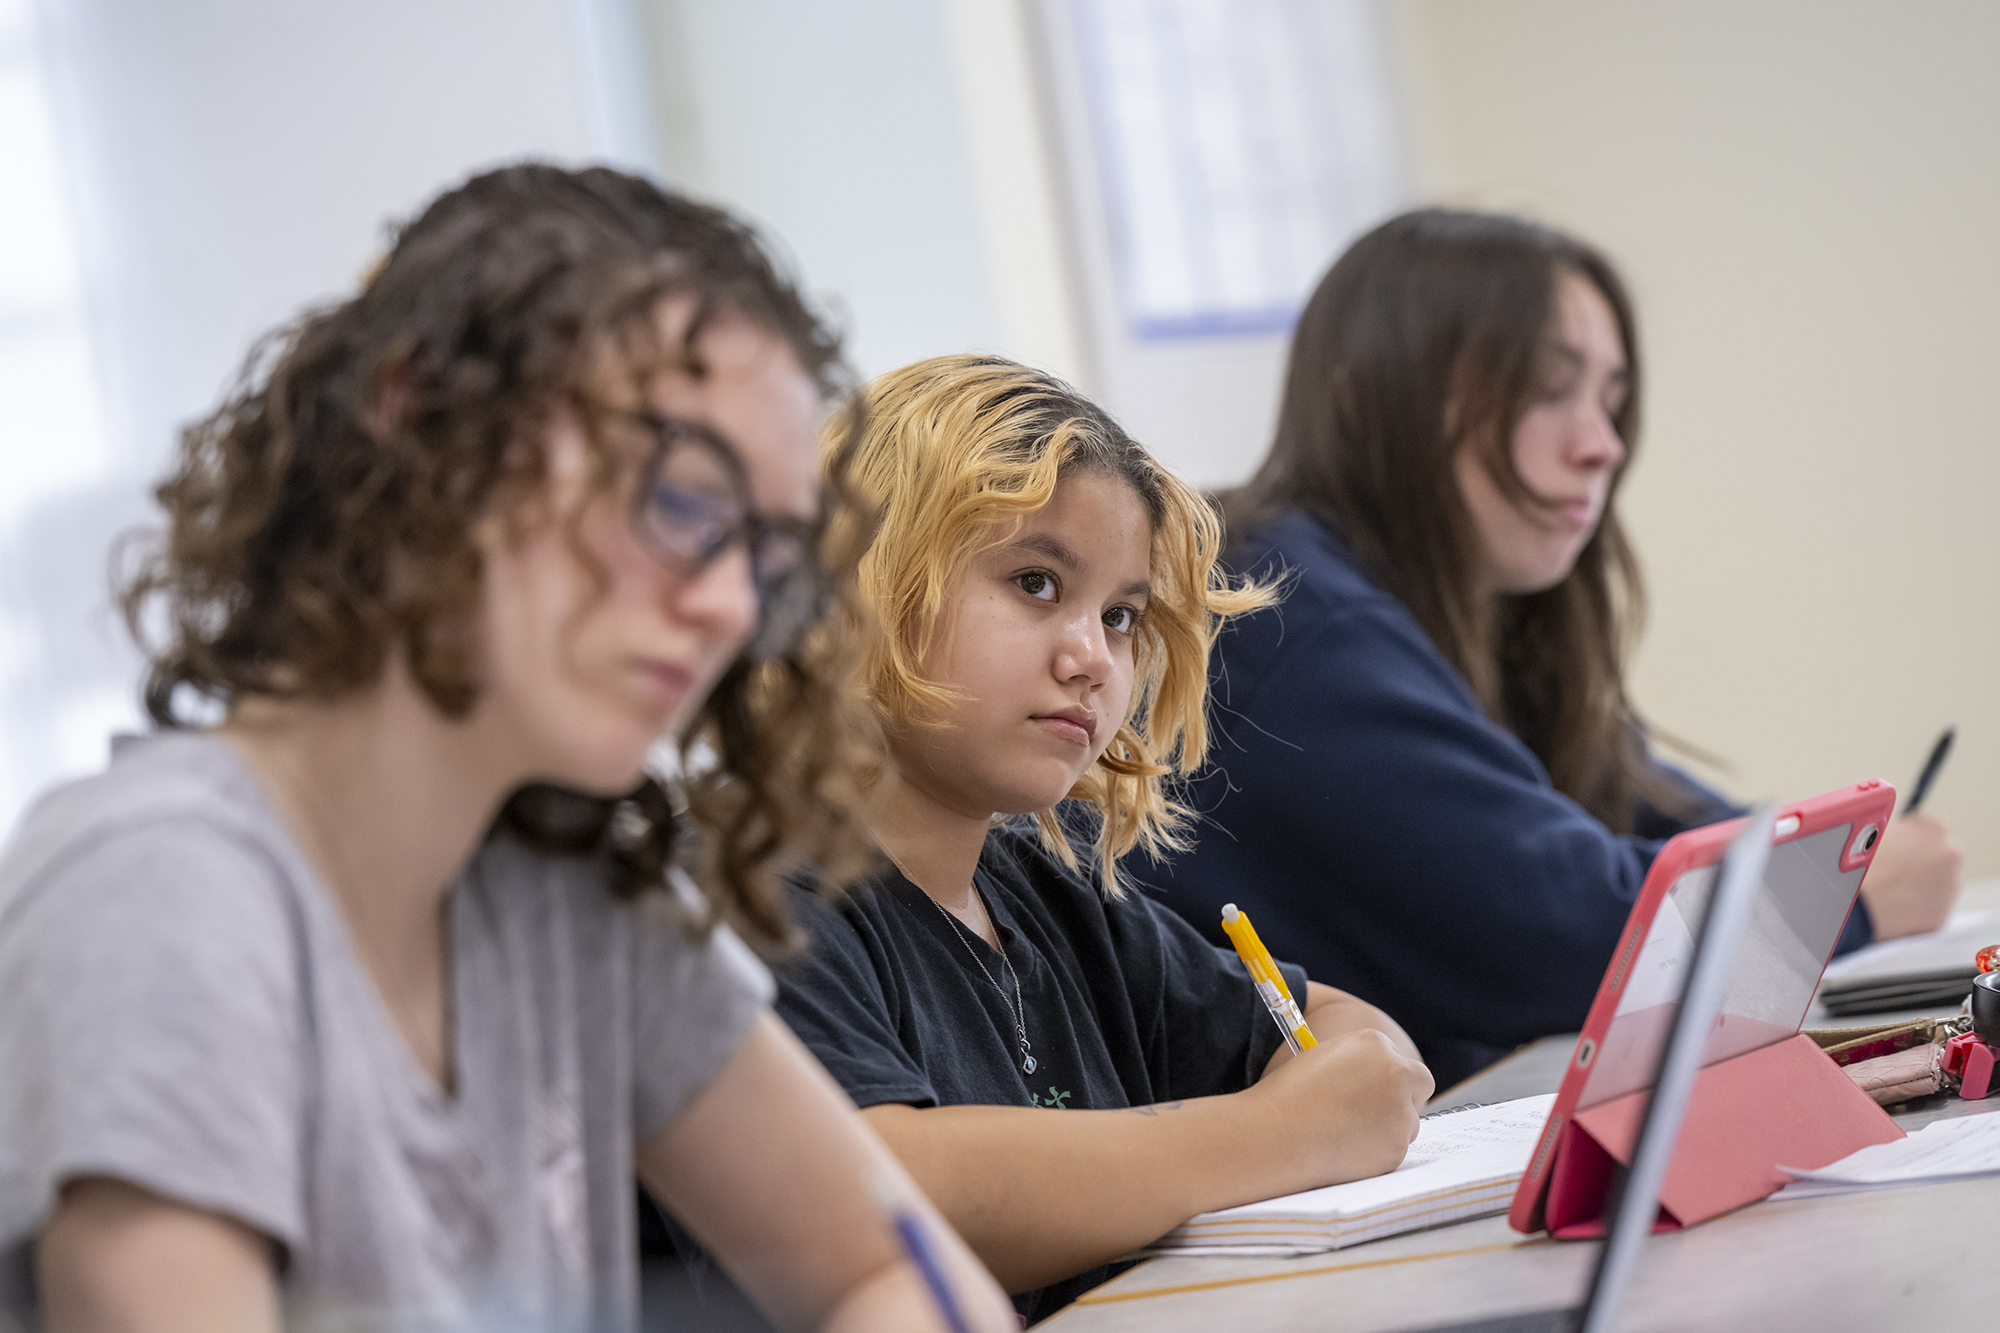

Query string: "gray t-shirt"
[[0, 732, 773, 1332]]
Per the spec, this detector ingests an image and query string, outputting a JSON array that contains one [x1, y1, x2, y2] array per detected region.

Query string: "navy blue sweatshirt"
[[1144, 510, 1870, 1089]]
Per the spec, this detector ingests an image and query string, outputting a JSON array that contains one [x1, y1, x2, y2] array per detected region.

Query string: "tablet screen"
[[1575, 824, 1864, 1109]]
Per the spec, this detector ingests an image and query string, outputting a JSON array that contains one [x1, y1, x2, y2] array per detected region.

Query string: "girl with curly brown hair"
[[0, 165, 1013, 1333]]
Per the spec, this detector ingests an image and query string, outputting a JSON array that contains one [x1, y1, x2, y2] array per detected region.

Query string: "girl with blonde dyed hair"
[[775, 355, 1433, 1324], [853, 354, 1257, 893]]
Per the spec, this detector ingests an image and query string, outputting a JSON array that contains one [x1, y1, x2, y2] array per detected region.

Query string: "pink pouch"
[[1840, 1044, 1947, 1106]]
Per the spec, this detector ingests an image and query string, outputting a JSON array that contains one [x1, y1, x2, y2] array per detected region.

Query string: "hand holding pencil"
[[1856, 727, 1965, 940]]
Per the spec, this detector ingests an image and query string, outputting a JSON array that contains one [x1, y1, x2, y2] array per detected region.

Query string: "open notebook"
[[1136, 1094, 1555, 1258]]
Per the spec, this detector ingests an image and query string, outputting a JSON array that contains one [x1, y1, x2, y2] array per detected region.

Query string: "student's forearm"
[[863, 1018, 1433, 1296], [642, 1017, 1014, 1333], [822, 1255, 998, 1333], [1302, 981, 1421, 1061], [862, 1092, 1295, 1293], [38, 1178, 281, 1333]]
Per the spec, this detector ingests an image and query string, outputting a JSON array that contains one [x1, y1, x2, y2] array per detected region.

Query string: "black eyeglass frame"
[[621, 410, 829, 663]]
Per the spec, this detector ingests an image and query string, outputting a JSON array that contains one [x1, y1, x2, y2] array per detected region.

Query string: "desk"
[[1045, 882, 2000, 1330]]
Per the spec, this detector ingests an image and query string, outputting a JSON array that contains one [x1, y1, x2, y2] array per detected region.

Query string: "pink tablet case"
[[1509, 782, 1906, 1237]]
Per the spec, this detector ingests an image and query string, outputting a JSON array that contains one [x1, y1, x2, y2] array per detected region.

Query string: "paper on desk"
[[1135, 1094, 1554, 1258], [1819, 908, 1995, 985], [1396, 1094, 1559, 1167], [1771, 1111, 2000, 1200], [1140, 1241, 1364, 1258]]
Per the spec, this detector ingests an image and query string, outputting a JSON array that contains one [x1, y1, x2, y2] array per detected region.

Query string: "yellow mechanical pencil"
[[1220, 903, 1316, 1054]]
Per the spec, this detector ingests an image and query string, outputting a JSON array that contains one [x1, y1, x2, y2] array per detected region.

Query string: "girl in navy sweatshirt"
[[1146, 209, 1962, 1089]]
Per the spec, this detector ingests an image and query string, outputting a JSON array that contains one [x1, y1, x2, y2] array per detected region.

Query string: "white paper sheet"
[[1772, 1110, 2000, 1200]]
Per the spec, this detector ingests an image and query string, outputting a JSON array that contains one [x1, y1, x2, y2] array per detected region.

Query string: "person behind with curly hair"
[[0, 165, 1014, 1333], [771, 355, 1434, 1324]]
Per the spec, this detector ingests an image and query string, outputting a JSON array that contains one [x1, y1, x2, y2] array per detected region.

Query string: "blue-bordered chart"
[[1067, 0, 1401, 341]]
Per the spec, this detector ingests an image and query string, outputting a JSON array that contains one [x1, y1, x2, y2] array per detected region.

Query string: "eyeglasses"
[[626, 412, 826, 662]]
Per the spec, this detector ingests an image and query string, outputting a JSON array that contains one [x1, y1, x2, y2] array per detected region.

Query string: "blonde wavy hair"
[[834, 354, 1275, 896]]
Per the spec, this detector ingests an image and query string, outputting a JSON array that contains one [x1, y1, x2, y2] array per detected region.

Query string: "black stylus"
[[1903, 726, 1956, 816]]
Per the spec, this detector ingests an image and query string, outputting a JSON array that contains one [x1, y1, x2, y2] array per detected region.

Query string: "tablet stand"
[[1540, 1032, 1903, 1237]]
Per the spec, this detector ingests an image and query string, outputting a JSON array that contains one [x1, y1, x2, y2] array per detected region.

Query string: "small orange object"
[[1977, 944, 2000, 974]]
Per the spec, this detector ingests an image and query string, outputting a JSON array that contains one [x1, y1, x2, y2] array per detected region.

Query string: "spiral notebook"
[[1137, 1094, 1556, 1258]]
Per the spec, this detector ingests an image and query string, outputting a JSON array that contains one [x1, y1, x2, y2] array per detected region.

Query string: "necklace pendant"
[[1022, 1053, 1037, 1074]]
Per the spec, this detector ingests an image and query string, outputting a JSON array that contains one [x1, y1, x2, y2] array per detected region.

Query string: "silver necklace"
[[890, 854, 1037, 1075], [928, 893, 1036, 1075]]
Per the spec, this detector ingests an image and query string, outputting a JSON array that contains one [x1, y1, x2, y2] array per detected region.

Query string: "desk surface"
[[1045, 882, 2000, 1331]]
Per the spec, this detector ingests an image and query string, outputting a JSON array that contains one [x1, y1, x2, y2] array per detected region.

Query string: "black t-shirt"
[[775, 824, 1304, 1324]]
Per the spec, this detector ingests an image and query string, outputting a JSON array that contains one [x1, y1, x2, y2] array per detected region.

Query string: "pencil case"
[[1805, 1016, 1971, 1105]]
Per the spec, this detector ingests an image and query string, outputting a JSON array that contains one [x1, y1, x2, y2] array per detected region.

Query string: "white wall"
[[1389, 0, 2000, 874], [941, 0, 1091, 388], [642, 0, 1408, 489], [0, 0, 650, 837], [645, 0, 1007, 381]]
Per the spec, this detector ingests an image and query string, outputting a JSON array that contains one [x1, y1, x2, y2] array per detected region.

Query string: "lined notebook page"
[[1139, 1094, 1556, 1257]]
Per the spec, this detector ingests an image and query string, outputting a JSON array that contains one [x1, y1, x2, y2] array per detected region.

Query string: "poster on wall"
[[1034, 0, 1406, 483], [1064, 0, 1404, 342]]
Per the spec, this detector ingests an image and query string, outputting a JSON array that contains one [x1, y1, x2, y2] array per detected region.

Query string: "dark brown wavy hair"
[[1227, 208, 1693, 831], [119, 163, 878, 950]]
